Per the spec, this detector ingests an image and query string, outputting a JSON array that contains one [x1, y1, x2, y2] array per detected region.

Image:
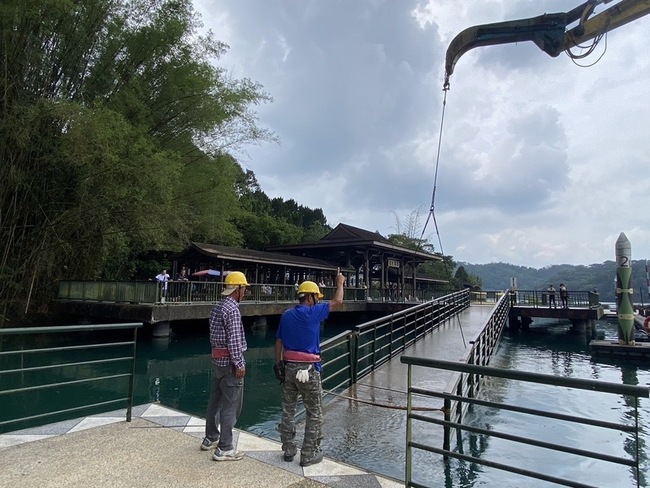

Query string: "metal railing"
[[469, 290, 506, 304], [56, 280, 371, 304], [400, 356, 649, 488], [443, 292, 510, 437], [509, 289, 600, 308], [320, 289, 470, 393], [0, 323, 142, 434]]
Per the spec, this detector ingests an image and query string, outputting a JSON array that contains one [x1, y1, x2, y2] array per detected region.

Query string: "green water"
[[4, 316, 650, 487], [0, 318, 351, 436]]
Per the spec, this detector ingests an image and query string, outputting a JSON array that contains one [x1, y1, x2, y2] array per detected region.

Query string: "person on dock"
[[155, 269, 170, 300], [559, 283, 568, 308], [547, 284, 557, 309], [275, 270, 345, 467], [201, 271, 249, 461], [509, 287, 517, 306]]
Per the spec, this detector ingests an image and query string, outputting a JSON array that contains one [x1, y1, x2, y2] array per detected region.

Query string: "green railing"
[[320, 289, 470, 393], [57, 280, 370, 304], [509, 289, 600, 308], [0, 323, 142, 434], [400, 356, 649, 488], [442, 292, 510, 449]]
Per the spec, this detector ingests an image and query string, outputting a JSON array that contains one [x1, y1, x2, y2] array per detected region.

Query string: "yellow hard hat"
[[224, 271, 249, 286], [297, 281, 323, 299]]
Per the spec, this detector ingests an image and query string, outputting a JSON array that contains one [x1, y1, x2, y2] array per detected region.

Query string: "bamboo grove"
[[0, 0, 331, 323]]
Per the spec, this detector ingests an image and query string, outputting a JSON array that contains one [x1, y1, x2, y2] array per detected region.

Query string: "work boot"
[[281, 437, 296, 462], [283, 447, 296, 462], [300, 450, 323, 467]]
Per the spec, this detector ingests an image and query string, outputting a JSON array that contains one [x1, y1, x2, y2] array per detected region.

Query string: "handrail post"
[[127, 325, 138, 422], [350, 332, 358, 385], [405, 364, 414, 487], [443, 397, 451, 457]]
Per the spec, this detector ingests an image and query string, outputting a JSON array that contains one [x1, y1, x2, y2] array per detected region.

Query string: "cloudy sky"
[[193, 0, 650, 268]]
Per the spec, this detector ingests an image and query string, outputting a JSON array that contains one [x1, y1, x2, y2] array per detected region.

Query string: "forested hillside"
[[0, 0, 330, 323], [460, 260, 650, 303]]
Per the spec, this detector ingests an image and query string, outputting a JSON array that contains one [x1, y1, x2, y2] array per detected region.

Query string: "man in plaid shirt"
[[201, 271, 249, 461]]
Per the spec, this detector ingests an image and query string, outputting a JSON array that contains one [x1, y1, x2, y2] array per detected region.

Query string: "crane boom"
[[444, 0, 650, 88]]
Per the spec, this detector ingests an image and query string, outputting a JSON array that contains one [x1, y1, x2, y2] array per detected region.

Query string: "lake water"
[[4, 309, 649, 487], [450, 318, 650, 488], [130, 309, 650, 487]]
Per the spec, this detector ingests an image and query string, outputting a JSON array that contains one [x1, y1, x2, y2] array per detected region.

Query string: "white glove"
[[296, 366, 311, 383]]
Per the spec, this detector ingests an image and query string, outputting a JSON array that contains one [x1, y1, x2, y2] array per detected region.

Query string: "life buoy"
[[644, 316, 650, 334]]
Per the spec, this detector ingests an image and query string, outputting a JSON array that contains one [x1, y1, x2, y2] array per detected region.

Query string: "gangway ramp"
[[319, 305, 499, 480]]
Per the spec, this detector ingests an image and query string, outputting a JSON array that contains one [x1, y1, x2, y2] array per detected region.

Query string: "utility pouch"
[[273, 360, 286, 384]]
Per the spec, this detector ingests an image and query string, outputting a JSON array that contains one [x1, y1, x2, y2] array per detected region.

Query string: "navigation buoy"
[[644, 316, 650, 334]]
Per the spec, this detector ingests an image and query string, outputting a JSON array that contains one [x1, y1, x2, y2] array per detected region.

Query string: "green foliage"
[[177, 154, 243, 246], [387, 207, 436, 253], [230, 164, 331, 249], [0, 0, 276, 322], [301, 221, 331, 243]]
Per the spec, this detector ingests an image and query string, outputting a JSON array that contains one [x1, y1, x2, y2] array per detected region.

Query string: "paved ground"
[[0, 403, 403, 488]]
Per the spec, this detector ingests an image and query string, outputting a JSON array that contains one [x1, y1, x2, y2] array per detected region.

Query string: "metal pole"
[[127, 326, 138, 422], [405, 364, 413, 487]]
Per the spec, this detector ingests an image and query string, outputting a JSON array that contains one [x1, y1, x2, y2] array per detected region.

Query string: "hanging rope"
[[324, 388, 446, 413], [419, 85, 449, 256]]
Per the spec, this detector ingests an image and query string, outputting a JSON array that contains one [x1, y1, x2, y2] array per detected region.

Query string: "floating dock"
[[590, 340, 650, 359]]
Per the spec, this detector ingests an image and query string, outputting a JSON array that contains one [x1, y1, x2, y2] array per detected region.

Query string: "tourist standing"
[[509, 287, 517, 306], [275, 270, 345, 466], [547, 285, 557, 309], [559, 283, 568, 308], [155, 269, 170, 300], [201, 271, 249, 461]]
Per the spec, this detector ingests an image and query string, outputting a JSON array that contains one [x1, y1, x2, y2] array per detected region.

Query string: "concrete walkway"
[[0, 403, 402, 488]]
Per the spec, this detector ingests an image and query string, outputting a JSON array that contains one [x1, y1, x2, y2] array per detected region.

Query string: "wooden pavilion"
[[267, 223, 446, 299]]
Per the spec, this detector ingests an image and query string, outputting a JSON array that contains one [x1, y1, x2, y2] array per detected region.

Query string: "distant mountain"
[[459, 260, 650, 304]]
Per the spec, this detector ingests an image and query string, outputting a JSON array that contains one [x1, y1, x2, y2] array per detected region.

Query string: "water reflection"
[[16, 313, 648, 486], [462, 320, 650, 488], [132, 319, 354, 436]]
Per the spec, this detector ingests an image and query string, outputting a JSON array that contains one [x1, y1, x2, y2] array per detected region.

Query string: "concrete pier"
[[0, 404, 402, 488], [152, 320, 170, 337]]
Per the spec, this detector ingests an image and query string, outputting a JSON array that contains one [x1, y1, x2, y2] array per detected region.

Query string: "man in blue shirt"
[[275, 270, 345, 466], [201, 271, 249, 461]]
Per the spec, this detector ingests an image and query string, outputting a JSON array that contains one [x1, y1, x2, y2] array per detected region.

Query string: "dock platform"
[[590, 340, 650, 359], [0, 403, 402, 488]]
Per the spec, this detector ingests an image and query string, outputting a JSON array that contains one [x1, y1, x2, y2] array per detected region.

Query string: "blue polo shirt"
[[277, 302, 330, 371]]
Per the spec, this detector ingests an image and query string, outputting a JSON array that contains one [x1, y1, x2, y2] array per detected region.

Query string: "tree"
[[387, 207, 437, 254], [454, 265, 482, 288], [0, 0, 274, 322]]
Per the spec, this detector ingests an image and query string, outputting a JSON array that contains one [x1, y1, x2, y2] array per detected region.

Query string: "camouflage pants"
[[279, 362, 323, 457]]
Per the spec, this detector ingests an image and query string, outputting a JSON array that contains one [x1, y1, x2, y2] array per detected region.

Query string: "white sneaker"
[[200, 437, 219, 451], [213, 448, 245, 461]]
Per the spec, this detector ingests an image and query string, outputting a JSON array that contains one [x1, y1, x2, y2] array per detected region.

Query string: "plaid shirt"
[[209, 296, 247, 369]]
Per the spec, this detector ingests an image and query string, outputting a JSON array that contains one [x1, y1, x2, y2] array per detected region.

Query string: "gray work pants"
[[204, 364, 244, 451]]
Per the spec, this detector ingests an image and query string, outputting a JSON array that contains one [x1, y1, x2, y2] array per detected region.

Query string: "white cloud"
[[194, 0, 650, 267]]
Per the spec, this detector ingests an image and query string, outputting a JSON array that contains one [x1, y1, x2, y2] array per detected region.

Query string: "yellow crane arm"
[[563, 0, 650, 51], [444, 0, 650, 88]]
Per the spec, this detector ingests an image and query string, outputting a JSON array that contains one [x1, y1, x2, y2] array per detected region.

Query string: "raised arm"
[[328, 269, 345, 311]]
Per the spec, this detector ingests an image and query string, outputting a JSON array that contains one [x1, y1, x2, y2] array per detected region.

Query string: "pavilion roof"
[[268, 223, 442, 263], [171, 242, 347, 271]]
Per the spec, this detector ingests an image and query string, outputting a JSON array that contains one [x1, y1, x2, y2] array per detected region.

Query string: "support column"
[[569, 319, 587, 335], [253, 316, 268, 330], [152, 321, 171, 338]]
